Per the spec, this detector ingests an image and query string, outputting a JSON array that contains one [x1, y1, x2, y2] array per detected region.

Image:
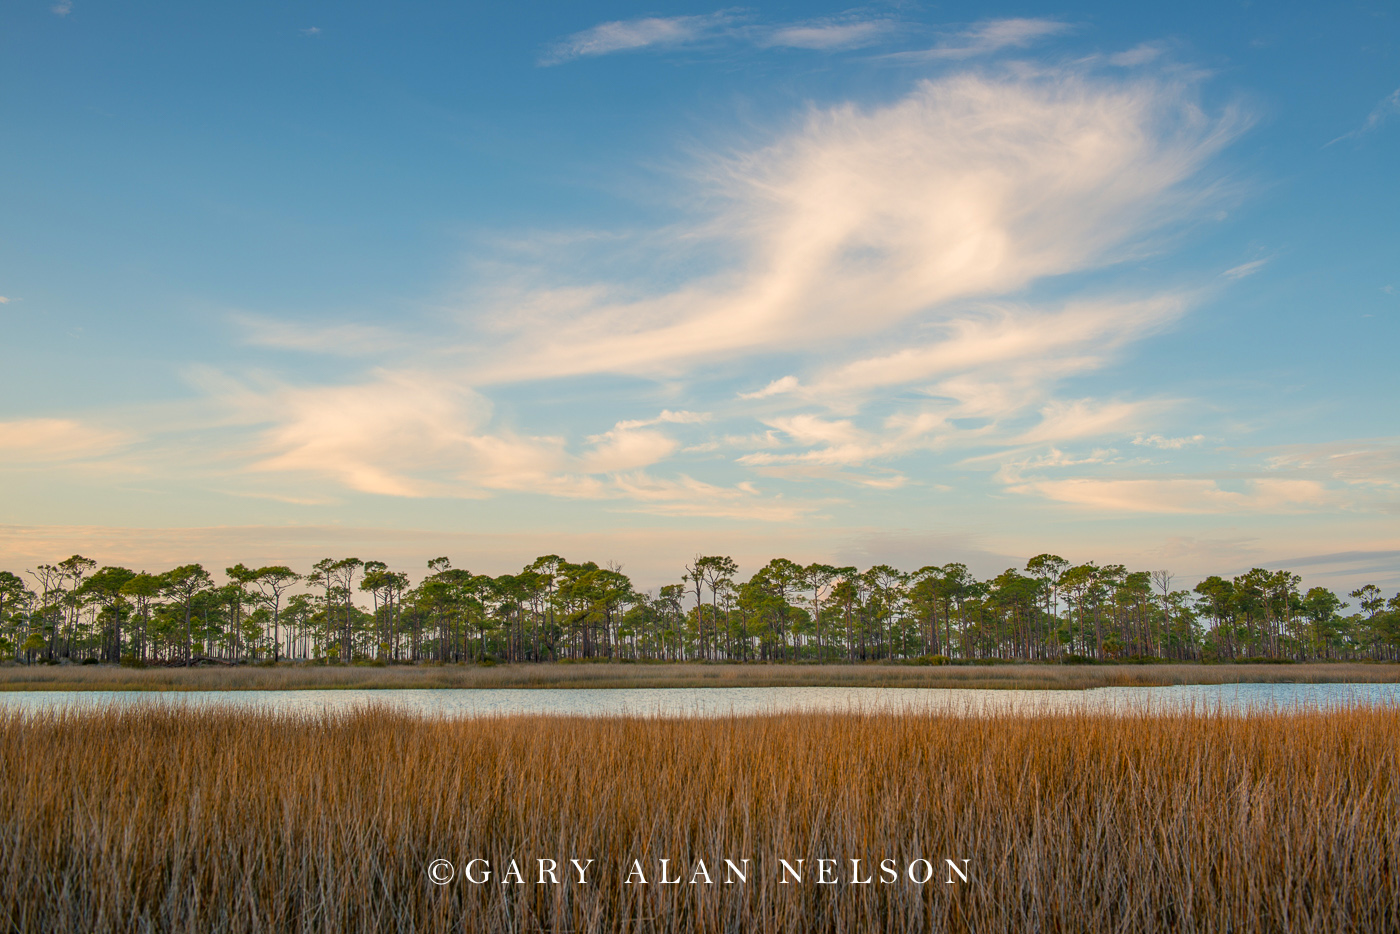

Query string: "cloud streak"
[[470, 70, 1238, 387], [1327, 88, 1400, 146], [540, 13, 737, 64], [0, 419, 128, 464], [1010, 477, 1336, 514], [542, 14, 1072, 65], [233, 313, 400, 356], [29, 59, 1260, 524], [763, 18, 896, 50], [890, 18, 1072, 61], [541, 11, 901, 64], [188, 64, 1246, 509]]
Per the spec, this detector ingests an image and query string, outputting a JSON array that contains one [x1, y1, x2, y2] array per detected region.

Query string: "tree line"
[[0, 553, 1397, 666]]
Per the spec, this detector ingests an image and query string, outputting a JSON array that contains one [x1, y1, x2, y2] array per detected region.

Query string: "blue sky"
[[1, 0, 1397, 589]]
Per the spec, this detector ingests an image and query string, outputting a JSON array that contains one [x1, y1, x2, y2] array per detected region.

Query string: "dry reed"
[[1, 703, 1397, 933], [2, 660, 1397, 692]]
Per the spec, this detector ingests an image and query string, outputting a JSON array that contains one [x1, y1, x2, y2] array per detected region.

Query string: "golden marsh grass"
[[2, 704, 1397, 932], [2, 659, 1398, 692]]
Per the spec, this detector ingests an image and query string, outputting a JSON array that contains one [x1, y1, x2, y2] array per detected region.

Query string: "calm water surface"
[[0, 682, 1397, 717]]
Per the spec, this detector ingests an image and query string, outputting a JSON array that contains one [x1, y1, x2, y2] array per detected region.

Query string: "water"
[[0, 681, 1396, 718]]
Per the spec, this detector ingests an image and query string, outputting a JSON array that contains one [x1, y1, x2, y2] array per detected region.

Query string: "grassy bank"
[[0, 659, 1398, 691], [1, 705, 1395, 933]]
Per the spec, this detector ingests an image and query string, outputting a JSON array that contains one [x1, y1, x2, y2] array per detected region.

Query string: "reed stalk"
[[1, 704, 1396, 932]]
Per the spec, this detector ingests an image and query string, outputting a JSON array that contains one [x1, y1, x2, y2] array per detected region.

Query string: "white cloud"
[[542, 13, 1066, 66], [231, 373, 808, 517], [1109, 44, 1165, 67], [51, 0, 71, 16], [248, 372, 514, 497], [1010, 399, 1163, 447], [222, 67, 1238, 502], [813, 296, 1188, 399], [1261, 440, 1400, 491], [765, 19, 895, 50], [739, 375, 800, 400], [578, 427, 680, 474], [31, 61, 1249, 519], [1011, 477, 1337, 514], [233, 314, 400, 355], [720, 298, 1187, 477], [1133, 433, 1204, 449], [542, 11, 898, 63], [612, 410, 711, 430], [604, 472, 820, 521], [469, 71, 1237, 386], [892, 18, 1071, 61], [1222, 258, 1269, 279], [0, 296, 10, 304], [1327, 88, 1400, 146], [540, 13, 735, 64], [737, 415, 898, 470], [995, 438, 1400, 517], [301, 26, 321, 37], [0, 419, 127, 464]]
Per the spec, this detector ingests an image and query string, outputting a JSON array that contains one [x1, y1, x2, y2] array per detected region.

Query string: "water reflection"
[[1, 681, 1397, 717]]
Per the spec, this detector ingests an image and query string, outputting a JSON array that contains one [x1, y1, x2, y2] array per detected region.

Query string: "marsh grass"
[[2, 660, 1398, 692], [1, 704, 1397, 933]]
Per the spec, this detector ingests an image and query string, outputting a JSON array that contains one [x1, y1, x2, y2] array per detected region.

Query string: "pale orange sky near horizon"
[[2, 522, 1394, 598]]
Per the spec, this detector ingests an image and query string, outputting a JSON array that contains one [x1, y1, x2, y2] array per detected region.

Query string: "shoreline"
[[1, 660, 1397, 692]]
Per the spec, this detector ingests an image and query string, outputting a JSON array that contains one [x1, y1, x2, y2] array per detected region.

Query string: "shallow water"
[[0, 681, 1396, 717]]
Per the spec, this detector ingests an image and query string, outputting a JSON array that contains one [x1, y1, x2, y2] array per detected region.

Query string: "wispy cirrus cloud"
[[987, 437, 1400, 516], [0, 418, 128, 464], [800, 296, 1190, 403], [762, 17, 897, 50], [1133, 433, 1205, 449], [540, 12, 739, 65], [1008, 476, 1337, 515], [200, 64, 1244, 508], [888, 18, 1071, 61], [1108, 43, 1166, 67], [541, 13, 1069, 65], [232, 313, 400, 356], [469, 71, 1238, 387], [1327, 87, 1400, 146], [1260, 439, 1400, 493], [541, 10, 899, 64], [1222, 257, 1270, 279], [613, 410, 711, 431]]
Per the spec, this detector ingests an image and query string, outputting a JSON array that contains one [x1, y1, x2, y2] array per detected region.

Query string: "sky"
[[1, 0, 1397, 592]]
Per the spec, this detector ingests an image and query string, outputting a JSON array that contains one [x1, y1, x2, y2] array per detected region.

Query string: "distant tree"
[[162, 565, 214, 665], [0, 571, 31, 662], [754, 559, 804, 660], [56, 555, 97, 659], [256, 566, 300, 661], [803, 563, 838, 662], [79, 566, 136, 662], [698, 556, 738, 660], [225, 564, 261, 660], [120, 573, 162, 662], [1027, 555, 1069, 658]]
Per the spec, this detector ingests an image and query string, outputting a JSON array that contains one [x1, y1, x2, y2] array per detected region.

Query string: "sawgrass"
[[1, 703, 1396, 932]]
